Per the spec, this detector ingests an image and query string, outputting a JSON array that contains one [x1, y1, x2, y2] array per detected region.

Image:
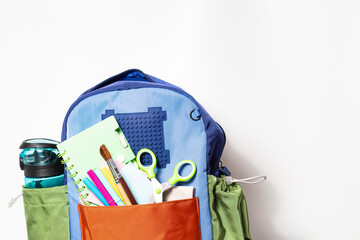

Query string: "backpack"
[[61, 69, 238, 239]]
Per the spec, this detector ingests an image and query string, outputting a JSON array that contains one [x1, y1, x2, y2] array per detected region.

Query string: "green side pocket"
[[208, 175, 252, 240], [22, 185, 70, 240]]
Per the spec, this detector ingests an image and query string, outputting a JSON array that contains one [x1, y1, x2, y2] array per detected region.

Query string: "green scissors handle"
[[168, 160, 197, 185], [136, 148, 157, 179]]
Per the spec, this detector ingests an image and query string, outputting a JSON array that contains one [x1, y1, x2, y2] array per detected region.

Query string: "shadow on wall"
[[221, 141, 286, 240]]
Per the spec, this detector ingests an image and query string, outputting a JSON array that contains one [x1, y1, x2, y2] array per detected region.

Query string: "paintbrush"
[[100, 144, 137, 205]]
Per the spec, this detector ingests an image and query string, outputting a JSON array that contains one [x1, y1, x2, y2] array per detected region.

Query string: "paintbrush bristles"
[[100, 144, 112, 161]]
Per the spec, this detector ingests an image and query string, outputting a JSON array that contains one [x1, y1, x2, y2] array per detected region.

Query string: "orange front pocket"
[[78, 197, 201, 240]]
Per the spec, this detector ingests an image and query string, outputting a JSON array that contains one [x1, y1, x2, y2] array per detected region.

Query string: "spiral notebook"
[[57, 116, 136, 204]]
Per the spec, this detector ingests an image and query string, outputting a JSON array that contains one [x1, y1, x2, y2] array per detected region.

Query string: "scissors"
[[136, 148, 197, 203]]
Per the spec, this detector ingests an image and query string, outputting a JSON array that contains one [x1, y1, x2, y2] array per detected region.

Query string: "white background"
[[1, 1, 360, 239]]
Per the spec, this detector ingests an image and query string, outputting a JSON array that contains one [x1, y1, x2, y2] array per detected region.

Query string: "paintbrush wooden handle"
[[116, 178, 137, 205], [116, 182, 132, 205], [119, 178, 137, 205]]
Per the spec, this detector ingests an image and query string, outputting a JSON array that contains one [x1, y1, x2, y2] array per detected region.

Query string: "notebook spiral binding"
[[58, 151, 91, 206]]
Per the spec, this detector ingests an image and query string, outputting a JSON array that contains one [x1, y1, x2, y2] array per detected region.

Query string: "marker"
[[82, 177, 109, 206], [86, 190, 105, 206], [87, 169, 117, 206], [94, 168, 124, 206]]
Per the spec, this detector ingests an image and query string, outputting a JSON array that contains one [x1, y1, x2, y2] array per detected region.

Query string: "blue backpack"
[[61, 69, 230, 239]]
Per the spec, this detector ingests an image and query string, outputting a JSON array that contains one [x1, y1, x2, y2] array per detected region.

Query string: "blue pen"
[[83, 177, 109, 206], [94, 168, 124, 206]]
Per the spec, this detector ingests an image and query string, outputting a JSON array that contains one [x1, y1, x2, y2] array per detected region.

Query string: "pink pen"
[[87, 169, 116, 206]]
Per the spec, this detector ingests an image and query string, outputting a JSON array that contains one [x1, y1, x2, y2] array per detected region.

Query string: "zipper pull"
[[223, 175, 267, 185]]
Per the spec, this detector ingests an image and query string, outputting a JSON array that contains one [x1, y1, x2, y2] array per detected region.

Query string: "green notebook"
[[57, 116, 135, 202]]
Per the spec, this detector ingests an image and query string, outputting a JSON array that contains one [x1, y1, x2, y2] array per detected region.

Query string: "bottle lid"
[[19, 138, 64, 178], [19, 138, 59, 149]]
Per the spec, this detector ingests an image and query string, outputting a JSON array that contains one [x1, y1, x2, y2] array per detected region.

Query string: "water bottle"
[[19, 138, 64, 188]]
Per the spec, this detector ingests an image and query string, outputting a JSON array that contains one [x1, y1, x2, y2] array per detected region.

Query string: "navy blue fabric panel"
[[101, 107, 170, 168]]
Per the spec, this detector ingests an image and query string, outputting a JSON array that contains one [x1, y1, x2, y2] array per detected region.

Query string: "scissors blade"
[[151, 178, 163, 203], [161, 182, 172, 192]]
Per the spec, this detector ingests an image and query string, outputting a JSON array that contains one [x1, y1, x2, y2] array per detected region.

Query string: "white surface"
[[1, 1, 360, 239]]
